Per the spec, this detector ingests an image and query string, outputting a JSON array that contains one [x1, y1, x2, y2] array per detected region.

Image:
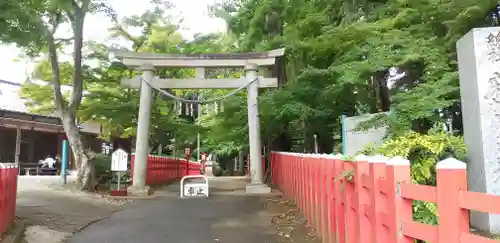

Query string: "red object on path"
[[0, 164, 18, 234], [110, 189, 127, 197], [201, 152, 207, 173]]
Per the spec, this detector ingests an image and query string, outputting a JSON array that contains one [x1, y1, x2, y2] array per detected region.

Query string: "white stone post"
[[245, 63, 271, 194], [128, 64, 154, 196], [457, 27, 500, 234]]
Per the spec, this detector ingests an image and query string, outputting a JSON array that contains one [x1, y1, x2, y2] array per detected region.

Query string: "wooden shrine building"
[[0, 79, 115, 174]]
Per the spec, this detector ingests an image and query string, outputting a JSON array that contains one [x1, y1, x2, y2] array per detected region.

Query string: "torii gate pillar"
[[128, 64, 155, 196], [245, 63, 271, 194]]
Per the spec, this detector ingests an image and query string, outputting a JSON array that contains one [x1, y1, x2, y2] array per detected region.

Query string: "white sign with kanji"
[[111, 149, 128, 172], [183, 183, 208, 197], [180, 175, 209, 198]]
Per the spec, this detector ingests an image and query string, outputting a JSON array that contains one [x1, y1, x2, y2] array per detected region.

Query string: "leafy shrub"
[[368, 129, 466, 185], [212, 161, 224, 176], [90, 154, 113, 185], [364, 128, 466, 226], [108, 170, 131, 190]]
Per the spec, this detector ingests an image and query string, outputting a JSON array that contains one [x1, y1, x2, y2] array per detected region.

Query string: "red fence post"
[[8, 165, 18, 228], [287, 153, 290, 194], [0, 165, 6, 233], [284, 154, 289, 195], [298, 155, 303, 213], [386, 157, 413, 243], [295, 154, 301, 213], [313, 154, 321, 237], [270, 152, 276, 184], [436, 158, 469, 243], [279, 154, 288, 191], [343, 160, 356, 243], [309, 154, 322, 237], [295, 155, 302, 211], [333, 157, 346, 243], [167, 157, 171, 181], [306, 155, 313, 227], [275, 153, 280, 187], [325, 155, 337, 243], [354, 155, 372, 243], [0, 163, 18, 234], [368, 155, 389, 243], [309, 155, 316, 230], [319, 155, 328, 242], [159, 156, 163, 183], [288, 154, 292, 197]]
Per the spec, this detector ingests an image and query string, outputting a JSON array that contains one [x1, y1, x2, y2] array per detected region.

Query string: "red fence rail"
[[0, 163, 18, 234], [131, 154, 201, 186], [270, 152, 500, 243]]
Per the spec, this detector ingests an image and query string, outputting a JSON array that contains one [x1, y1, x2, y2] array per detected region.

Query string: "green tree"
[[0, 0, 117, 190], [203, 0, 500, 155], [19, 5, 238, 161]]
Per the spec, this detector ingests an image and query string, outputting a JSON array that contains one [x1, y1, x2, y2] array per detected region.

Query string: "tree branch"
[[55, 37, 75, 46], [66, 9, 75, 22], [46, 32, 66, 113], [67, 3, 86, 113], [80, 0, 91, 14], [111, 24, 147, 50], [48, 11, 63, 35]]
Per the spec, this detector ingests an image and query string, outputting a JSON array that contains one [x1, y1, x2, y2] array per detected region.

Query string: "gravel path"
[[17, 176, 125, 243]]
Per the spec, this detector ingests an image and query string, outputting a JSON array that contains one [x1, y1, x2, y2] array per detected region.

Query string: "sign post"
[[184, 148, 191, 176], [201, 152, 206, 174], [61, 140, 69, 185], [185, 148, 191, 160], [111, 149, 128, 190]]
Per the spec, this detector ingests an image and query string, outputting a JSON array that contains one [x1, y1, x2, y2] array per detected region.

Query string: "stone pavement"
[[66, 177, 282, 243]]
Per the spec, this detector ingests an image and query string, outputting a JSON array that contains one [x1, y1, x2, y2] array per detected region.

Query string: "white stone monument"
[[343, 113, 388, 156], [457, 27, 500, 234]]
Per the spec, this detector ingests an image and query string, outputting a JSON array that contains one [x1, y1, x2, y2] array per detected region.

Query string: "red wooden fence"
[[0, 163, 18, 234], [131, 154, 201, 186], [270, 151, 500, 243]]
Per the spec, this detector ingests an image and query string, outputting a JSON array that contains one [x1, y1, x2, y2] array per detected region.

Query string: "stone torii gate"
[[111, 49, 285, 196]]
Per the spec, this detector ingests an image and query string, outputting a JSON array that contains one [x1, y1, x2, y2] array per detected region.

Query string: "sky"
[[0, 0, 226, 83]]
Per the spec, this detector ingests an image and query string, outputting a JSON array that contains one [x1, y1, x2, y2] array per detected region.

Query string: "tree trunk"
[[42, 0, 94, 191], [237, 150, 245, 173], [61, 113, 97, 191]]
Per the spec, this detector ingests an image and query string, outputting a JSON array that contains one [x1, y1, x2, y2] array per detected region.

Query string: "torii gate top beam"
[[111, 48, 285, 68]]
